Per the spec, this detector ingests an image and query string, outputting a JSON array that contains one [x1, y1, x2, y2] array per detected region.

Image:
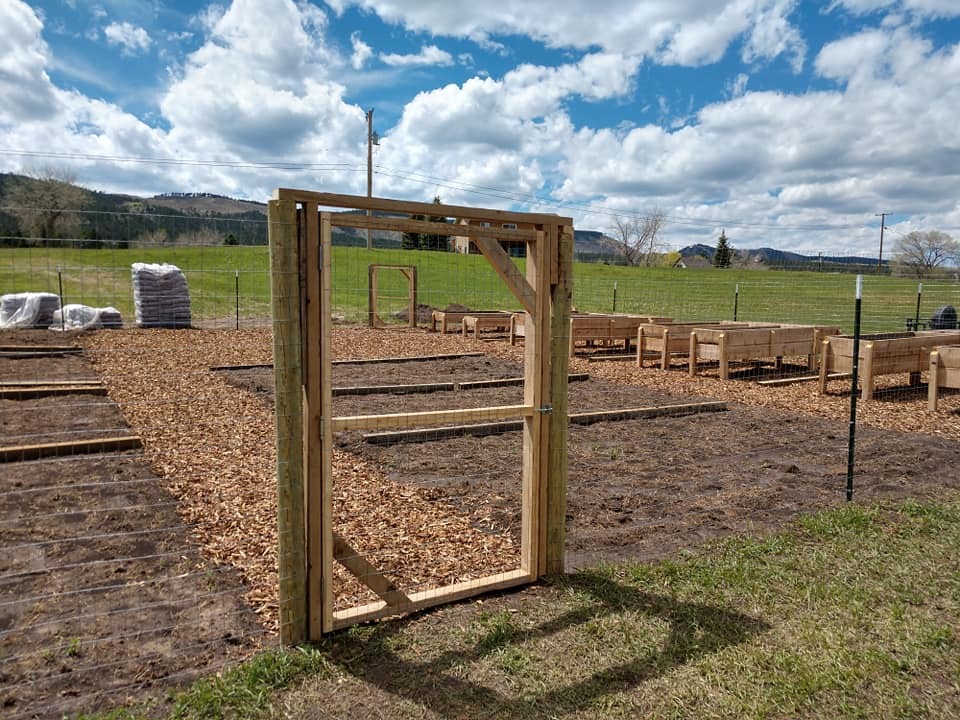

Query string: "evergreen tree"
[[714, 229, 732, 268], [402, 196, 449, 251]]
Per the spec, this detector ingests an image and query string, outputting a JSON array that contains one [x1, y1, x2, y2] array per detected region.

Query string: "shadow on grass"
[[323, 570, 770, 718]]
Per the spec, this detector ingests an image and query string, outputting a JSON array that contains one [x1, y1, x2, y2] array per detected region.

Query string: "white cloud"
[[160, 0, 364, 192], [350, 32, 373, 69], [828, 0, 960, 18], [553, 25, 960, 253], [741, 0, 806, 71], [379, 44, 455, 67], [3, 0, 959, 256], [726, 72, 750, 98], [0, 1, 58, 123], [104, 21, 153, 55], [333, 0, 805, 68]]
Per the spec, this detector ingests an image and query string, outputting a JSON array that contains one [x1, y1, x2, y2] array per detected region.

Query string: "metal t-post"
[[846, 275, 863, 501], [914, 282, 922, 331]]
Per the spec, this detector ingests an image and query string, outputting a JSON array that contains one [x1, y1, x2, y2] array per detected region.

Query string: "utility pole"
[[875, 212, 887, 273], [365, 109, 377, 250]]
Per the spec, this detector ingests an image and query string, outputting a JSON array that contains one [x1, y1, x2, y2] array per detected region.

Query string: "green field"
[[2, 245, 959, 333]]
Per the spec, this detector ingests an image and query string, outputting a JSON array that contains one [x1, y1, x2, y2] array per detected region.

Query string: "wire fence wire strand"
[[2, 205, 960, 716]]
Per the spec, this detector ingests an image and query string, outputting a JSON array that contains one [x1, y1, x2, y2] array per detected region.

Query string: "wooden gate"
[[268, 191, 572, 642]]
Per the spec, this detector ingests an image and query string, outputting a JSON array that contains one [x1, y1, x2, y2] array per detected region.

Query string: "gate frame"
[[269, 190, 572, 643], [368, 264, 417, 328]]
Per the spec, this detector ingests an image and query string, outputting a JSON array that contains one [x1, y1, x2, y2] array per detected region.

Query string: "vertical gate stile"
[[521, 230, 546, 578], [535, 228, 553, 574], [301, 202, 323, 641], [319, 212, 335, 633]]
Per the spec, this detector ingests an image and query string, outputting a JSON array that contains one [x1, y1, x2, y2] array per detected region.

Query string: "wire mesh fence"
[[2, 206, 960, 715]]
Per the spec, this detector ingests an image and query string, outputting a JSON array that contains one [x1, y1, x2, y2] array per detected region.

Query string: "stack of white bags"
[[131, 262, 191, 328], [51, 304, 123, 331], [0, 292, 62, 329]]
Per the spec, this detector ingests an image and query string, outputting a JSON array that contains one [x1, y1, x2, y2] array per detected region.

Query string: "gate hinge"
[[537, 404, 553, 414]]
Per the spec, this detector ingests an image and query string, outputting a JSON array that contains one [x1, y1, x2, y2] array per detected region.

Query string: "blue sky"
[[2, 0, 959, 255]]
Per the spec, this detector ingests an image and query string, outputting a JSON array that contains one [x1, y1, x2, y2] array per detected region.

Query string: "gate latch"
[[537, 404, 553, 414]]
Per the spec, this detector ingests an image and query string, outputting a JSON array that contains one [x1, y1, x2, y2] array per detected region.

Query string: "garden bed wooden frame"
[[368, 264, 417, 328], [818, 331, 960, 401], [461, 312, 515, 338], [430, 309, 513, 333], [928, 345, 960, 411], [269, 190, 573, 642], [636, 321, 754, 370], [511, 312, 672, 356], [689, 325, 841, 379]]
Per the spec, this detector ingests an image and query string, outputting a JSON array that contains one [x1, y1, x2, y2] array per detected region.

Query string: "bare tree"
[[2, 166, 92, 243], [610, 209, 666, 266], [893, 230, 959, 279]]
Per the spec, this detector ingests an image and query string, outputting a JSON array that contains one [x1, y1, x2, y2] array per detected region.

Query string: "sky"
[[1, 0, 959, 256]]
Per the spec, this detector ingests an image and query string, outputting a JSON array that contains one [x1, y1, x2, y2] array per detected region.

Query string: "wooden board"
[[0, 435, 142, 462], [331, 569, 531, 630], [272, 189, 572, 637], [461, 313, 514, 338], [332, 404, 533, 433], [363, 401, 727, 445], [0, 385, 106, 399]]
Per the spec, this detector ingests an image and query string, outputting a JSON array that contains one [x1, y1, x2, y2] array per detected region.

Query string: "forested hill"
[[0, 173, 269, 246]]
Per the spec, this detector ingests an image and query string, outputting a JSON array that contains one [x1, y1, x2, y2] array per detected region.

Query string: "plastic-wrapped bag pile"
[[0, 292, 61, 329], [131, 262, 191, 328], [50, 304, 123, 331]]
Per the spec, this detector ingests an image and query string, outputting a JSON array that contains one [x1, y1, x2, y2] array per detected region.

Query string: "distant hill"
[[679, 244, 884, 271], [573, 230, 622, 261], [141, 192, 267, 216]]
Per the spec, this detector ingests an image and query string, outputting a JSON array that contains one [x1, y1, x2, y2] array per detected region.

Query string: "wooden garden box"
[[818, 331, 960, 401], [690, 325, 840, 379], [928, 345, 960, 411]]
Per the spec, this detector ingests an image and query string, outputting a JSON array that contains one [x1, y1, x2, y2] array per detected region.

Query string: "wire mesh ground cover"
[[77, 326, 960, 631], [0, 331, 261, 720]]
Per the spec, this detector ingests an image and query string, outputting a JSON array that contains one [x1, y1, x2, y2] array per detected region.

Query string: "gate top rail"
[[273, 189, 572, 227]]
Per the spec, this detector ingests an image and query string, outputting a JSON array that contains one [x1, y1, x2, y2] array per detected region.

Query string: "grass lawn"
[[85, 498, 960, 720], [3, 246, 960, 332]]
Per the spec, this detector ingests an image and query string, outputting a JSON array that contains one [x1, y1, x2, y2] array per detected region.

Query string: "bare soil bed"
[[0, 330, 262, 720]]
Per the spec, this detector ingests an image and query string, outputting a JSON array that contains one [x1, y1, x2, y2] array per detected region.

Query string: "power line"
[[0, 148, 357, 172], [373, 164, 869, 232], [3, 146, 940, 235]]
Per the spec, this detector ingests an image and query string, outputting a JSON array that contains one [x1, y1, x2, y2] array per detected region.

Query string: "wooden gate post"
[[545, 224, 573, 574], [268, 199, 307, 645]]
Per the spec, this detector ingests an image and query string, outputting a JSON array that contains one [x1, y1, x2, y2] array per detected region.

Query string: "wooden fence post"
[[268, 199, 307, 645], [545, 223, 572, 574]]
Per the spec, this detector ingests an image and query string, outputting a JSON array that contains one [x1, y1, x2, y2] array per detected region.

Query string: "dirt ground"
[[0, 330, 263, 720], [4, 325, 960, 719]]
